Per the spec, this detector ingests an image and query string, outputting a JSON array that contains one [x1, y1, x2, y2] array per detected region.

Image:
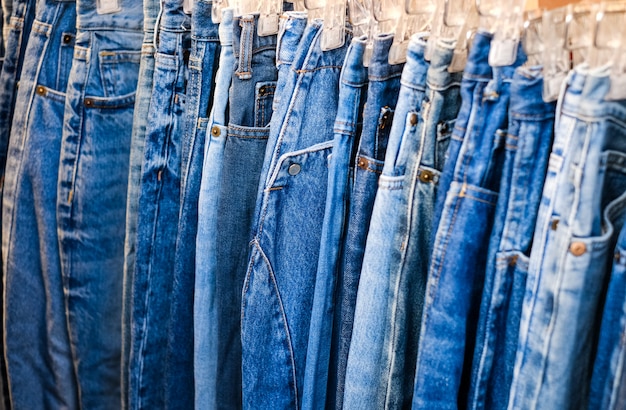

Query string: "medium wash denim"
[[412, 33, 525, 409], [343, 32, 430, 410], [130, 0, 189, 406], [121, 0, 159, 404], [242, 19, 351, 409], [304, 35, 368, 410], [1, 0, 77, 407], [590, 222, 626, 410], [165, 2, 219, 407], [467, 66, 555, 410], [508, 66, 626, 410], [194, 7, 234, 409], [327, 33, 403, 410], [56, 0, 142, 407]]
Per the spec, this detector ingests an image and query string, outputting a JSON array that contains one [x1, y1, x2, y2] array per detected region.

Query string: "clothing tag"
[[543, 74, 566, 103], [258, 14, 279, 36], [488, 38, 518, 67], [96, 0, 121, 14], [183, 0, 193, 14]]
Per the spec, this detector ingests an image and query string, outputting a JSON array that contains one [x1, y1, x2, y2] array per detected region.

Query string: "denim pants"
[[304, 35, 368, 410], [242, 20, 350, 409], [193, 7, 234, 409], [121, 0, 159, 404], [327, 33, 403, 410], [412, 33, 525, 409], [130, 0, 189, 406], [164, 2, 219, 407], [467, 66, 556, 410], [508, 66, 626, 409], [590, 222, 626, 410], [55, 0, 142, 407], [342, 32, 430, 410], [1, 0, 77, 407]]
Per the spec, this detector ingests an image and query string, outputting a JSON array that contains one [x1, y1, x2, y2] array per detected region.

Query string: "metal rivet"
[[615, 252, 621, 263], [288, 163, 301, 176], [211, 126, 220, 137], [36, 85, 46, 96], [409, 113, 418, 126], [63, 34, 72, 44], [357, 157, 368, 169], [419, 170, 434, 183], [551, 219, 559, 231], [259, 86, 266, 95], [84, 98, 93, 107], [570, 242, 587, 257]]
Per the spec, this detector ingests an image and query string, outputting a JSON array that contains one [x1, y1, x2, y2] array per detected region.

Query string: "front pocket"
[[99, 49, 141, 97], [254, 81, 276, 127]]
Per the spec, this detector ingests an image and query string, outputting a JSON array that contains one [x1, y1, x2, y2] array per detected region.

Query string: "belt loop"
[[236, 16, 255, 80]]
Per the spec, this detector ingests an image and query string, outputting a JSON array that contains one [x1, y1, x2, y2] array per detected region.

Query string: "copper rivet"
[[410, 113, 418, 126], [570, 242, 586, 257], [259, 86, 266, 95], [36, 86, 46, 95], [419, 170, 433, 183], [211, 126, 220, 137], [63, 34, 72, 44], [551, 219, 559, 231], [85, 99, 93, 107]]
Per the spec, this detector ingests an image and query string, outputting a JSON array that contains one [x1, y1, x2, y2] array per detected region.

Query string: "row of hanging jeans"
[[2, 0, 626, 407]]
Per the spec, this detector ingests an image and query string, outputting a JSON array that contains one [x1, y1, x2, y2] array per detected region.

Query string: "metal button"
[[84, 98, 94, 107], [288, 163, 301, 176], [409, 113, 418, 126], [211, 126, 221, 137], [570, 242, 586, 257], [36, 85, 46, 96], [63, 34, 72, 44]]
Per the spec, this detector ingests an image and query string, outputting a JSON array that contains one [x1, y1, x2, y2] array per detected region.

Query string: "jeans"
[[121, 0, 159, 405], [412, 32, 525, 409], [508, 65, 626, 409], [56, 0, 142, 407], [467, 66, 556, 410], [304, 35, 368, 410], [130, 0, 189, 406], [193, 7, 234, 408], [328, 33, 404, 410], [165, 1, 219, 407], [1, 0, 78, 407], [242, 19, 350, 409], [343, 32, 430, 410]]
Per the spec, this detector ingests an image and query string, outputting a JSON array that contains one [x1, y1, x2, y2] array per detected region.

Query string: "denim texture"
[[121, 0, 159, 405], [242, 19, 351, 409], [343, 32, 430, 410], [412, 33, 525, 409], [467, 66, 555, 410], [55, 0, 142, 407], [327, 33, 403, 410], [130, 0, 190, 405], [193, 7, 234, 408], [303, 35, 368, 410], [590, 222, 626, 410], [165, 2, 219, 407], [508, 66, 626, 409], [1, 0, 77, 407]]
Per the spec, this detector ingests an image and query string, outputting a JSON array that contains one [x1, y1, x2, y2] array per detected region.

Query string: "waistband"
[[218, 7, 233, 46], [158, 0, 190, 31], [33, 0, 75, 27], [276, 11, 307, 67], [76, 0, 143, 31], [426, 37, 462, 91], [400, 32, 429, 90], [464, 30, 492, 80], [233, 13, 278, 57], [191, 0, 218, 39], [368, 33, 404, 81], [340, 35, 368, 87], [291, 19, 352, 73], [509, 65, 556, 120]]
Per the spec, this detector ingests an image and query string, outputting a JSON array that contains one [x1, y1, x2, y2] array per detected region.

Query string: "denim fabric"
[[121, 0, 159, 405], [165, 2, 219, 407], [327, 33, 403, 410], [1, 0, 77, 407], [130, 0, 189, 406], [194, 7, 234, 408], [590, 223, 626, 410], [467, 66, 555, 410], [343, 32, 430, 410], [303, 35, 368, 410], [0, 0, 36, 184], [242, 20, 351, 409], [412, 33, 525, 409], [508, 66, 626, 409], [55, 0, 142, 407]]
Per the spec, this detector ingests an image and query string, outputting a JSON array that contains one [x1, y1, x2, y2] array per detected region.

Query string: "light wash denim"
[[343, 32, 430, 410], [165, 2, 219, 407], [327, 33, 403, 410], [242, 19, 351, 409], [1, 0, 77, 407], [121, 0, 159, 404], [508, 65, 626, 409], [55, 0, 142, 407], [304, 35, 368, 410], [130, 0, 189, 406], [194, 7, 234, 409], [467, 66, 556, 410], [412, 32, 525, 409]]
